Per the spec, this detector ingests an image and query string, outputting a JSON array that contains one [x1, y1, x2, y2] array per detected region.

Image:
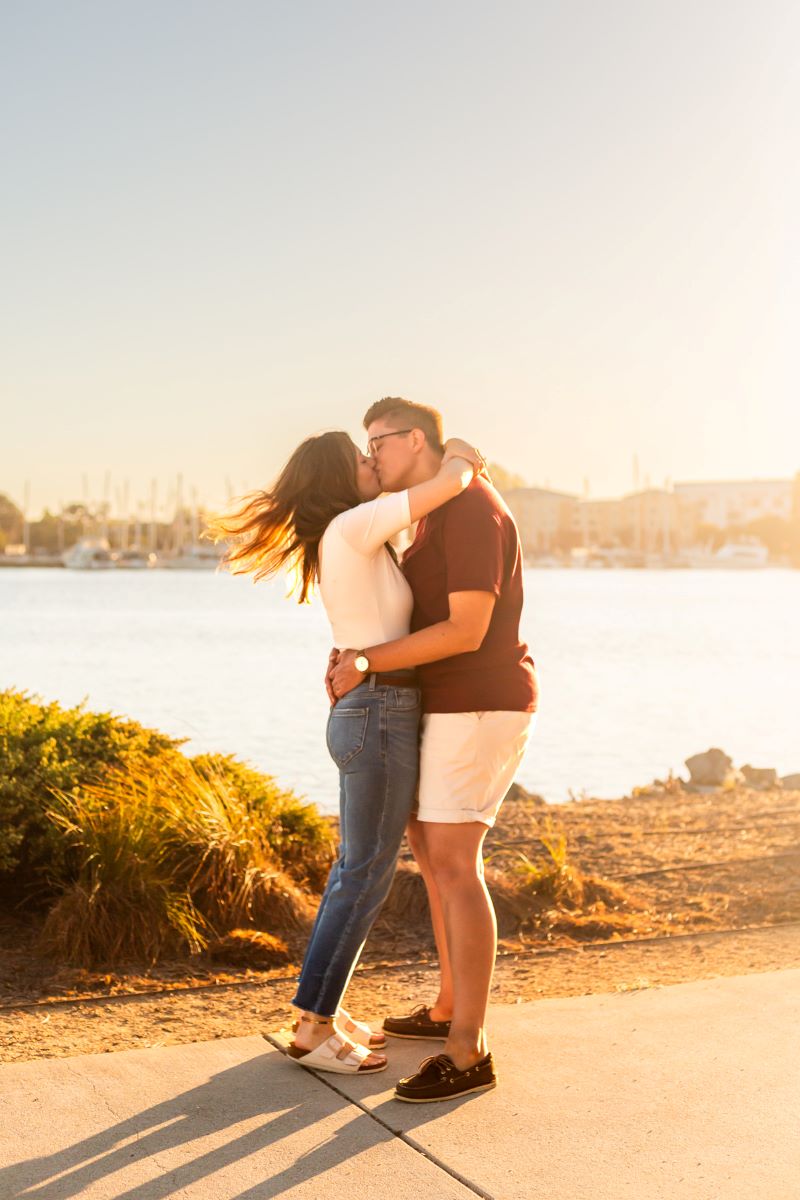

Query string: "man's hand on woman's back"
[[329, 649, 362, 701], [325, 647, 340, 705]]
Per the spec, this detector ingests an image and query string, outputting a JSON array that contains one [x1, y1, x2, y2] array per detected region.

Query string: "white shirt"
[[319, 490, 414, 650]]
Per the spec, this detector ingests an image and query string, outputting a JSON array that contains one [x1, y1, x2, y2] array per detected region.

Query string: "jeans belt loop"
[[368, 673, 377, 692]]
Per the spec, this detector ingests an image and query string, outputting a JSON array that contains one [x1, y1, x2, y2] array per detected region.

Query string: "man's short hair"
[[363, 397, 444, 452]]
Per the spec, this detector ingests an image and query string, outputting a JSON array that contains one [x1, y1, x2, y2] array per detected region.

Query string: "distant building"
[[504, 478, 797, 558], [572, 490, 681, 553], [792, 474, 800, 567], [501, 487, 579, 554], [576, 498, 624, 549], [504, 486, 680, 554], [618, 489, 682, 554], [674, 480, 793, 529]]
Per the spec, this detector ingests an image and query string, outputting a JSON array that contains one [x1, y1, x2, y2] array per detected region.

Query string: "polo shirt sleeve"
[[333, 489, 412, 556], [442, 488, 504, 596]]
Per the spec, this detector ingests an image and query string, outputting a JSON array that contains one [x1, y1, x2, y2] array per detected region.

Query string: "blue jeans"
[[292, 676, 421, 1016]]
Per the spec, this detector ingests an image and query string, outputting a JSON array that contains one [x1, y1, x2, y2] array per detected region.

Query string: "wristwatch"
[[354, 651, 371, 674]]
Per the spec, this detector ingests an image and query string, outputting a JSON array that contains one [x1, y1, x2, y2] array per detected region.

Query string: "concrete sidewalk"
[[1, 970, 798, 1199]]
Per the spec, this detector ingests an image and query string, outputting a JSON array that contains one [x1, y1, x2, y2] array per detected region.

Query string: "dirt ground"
[[2, 781, 798, 1063]]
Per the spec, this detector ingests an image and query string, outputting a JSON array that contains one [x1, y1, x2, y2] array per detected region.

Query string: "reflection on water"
[[2, 568, 798, 811]]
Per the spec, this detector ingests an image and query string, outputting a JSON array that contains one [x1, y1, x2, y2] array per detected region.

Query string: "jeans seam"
[[295, 696, 419, 1013], [314, 695, 393, 1007], [381, 690, 387, 762], [313, 699, 413, 1012]]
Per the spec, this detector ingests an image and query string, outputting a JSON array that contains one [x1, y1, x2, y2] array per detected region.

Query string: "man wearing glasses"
[[329, 396, 538, 1102]]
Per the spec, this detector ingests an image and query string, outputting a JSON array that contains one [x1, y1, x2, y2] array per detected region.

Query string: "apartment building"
[[502, 477, 797, 557], [501, 487, 579, 554], [673, 479, 793, 528]]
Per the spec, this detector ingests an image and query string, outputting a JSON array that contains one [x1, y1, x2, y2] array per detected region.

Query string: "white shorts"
[[416, 710, 536, 827]]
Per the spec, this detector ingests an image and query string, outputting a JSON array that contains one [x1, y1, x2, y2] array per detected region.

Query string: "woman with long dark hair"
[[208, 430, 478, 1073]]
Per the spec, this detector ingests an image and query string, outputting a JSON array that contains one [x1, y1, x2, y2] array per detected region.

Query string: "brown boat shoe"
[[382, 1004, 452, 1040], [394, 1052, 497, 1103]]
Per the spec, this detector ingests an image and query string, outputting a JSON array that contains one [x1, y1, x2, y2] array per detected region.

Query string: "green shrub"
[[1, 689, 334, 965], [190, 753, 334, 890], [41, 781, 207, 965], [0, 691, 334, 901], [0, 689, 180, 887]]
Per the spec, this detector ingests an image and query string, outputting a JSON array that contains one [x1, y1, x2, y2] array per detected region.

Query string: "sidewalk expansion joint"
[[310, 1072, 495, 1200]]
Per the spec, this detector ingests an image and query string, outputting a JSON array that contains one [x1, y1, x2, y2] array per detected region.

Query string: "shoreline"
[[2, 558, 797, 570]]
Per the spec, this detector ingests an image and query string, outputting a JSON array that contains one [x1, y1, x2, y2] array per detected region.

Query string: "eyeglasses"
[[366, 428, 413, 455]]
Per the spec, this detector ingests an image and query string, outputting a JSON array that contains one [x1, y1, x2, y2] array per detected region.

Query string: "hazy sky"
[[3, 1, 798, 518]]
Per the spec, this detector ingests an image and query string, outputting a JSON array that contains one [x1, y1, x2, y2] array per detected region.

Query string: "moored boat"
[[62, 539, 116, 569]]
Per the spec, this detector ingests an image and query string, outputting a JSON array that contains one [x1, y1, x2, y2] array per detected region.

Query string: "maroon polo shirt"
[[402, 476, 538, 714]]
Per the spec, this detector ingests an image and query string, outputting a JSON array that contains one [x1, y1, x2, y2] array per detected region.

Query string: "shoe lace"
[[418, 1054, 455, 1078]]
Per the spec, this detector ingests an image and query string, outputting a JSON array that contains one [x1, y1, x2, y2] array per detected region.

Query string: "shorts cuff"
[[417, 808, 496, 827]]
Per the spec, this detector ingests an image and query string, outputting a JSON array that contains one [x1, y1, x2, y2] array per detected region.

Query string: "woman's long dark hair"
[[206, 431, 362, 602]]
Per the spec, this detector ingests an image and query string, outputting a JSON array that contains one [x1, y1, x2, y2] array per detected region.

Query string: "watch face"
[[355, 655, 369, 673]]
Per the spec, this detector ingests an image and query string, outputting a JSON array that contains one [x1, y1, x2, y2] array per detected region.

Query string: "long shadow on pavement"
[[1, 1048, 395, 1200]]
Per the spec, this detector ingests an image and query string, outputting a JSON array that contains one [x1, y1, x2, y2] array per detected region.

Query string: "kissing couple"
[[210, 396, 537, 1103]]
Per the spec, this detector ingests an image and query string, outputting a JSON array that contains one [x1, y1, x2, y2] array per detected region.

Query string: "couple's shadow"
[[3, 1042, 409, 1200]]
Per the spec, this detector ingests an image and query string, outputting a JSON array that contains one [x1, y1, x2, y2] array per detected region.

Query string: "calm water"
[[2, 568, 799, 812]]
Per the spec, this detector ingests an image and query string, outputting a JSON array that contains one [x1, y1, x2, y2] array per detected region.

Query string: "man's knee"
[[406, 817, 427, 856], [427, 849, 478, 888]]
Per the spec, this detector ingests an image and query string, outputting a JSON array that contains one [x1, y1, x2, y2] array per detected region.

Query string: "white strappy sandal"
[[289, 1007, 386, 1049], [276, 1015, 388, 1075], [337, 1007, 387, 1048]]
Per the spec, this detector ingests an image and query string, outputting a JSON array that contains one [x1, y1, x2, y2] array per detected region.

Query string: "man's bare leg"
[[422, 821, 495, 1069], [407, 815, 454, 1020]]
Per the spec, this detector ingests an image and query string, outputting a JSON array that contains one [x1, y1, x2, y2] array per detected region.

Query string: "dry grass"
[[41, 757, 316, 967], [373, 820, 643, 950], [189, 753, 335, 891], [156, 759, 316, 933], [512, 822, 587, 907], [507, 818, 646, 938], [40, 881, 206, 967], [206, 929, 290, 968]]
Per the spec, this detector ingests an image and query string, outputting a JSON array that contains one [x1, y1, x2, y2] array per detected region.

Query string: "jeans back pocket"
[[326, 706, 369, 769]]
